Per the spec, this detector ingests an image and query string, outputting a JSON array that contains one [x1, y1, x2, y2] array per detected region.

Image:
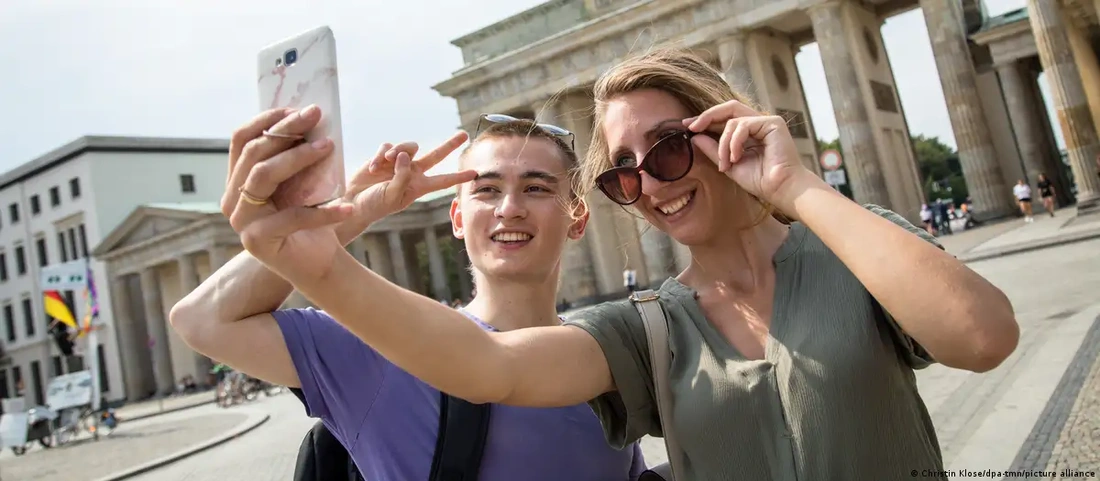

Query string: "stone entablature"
[[433, 0, 930, 124], [451, 0, 642, 67]]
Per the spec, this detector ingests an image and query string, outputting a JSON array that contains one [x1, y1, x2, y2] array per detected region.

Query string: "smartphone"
[[257, 26, 346, 207]]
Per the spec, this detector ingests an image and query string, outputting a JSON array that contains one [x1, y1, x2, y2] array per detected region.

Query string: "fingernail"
[[299, 105, 319, 117], [312, 138, 329, 149]]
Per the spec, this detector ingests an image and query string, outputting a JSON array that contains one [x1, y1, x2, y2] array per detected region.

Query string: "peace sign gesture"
[[224, 106, 475, 284]]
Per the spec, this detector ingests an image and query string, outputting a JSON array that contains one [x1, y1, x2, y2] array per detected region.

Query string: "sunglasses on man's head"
[[474, 113, 576, 151], [595, 131, 701, 205]]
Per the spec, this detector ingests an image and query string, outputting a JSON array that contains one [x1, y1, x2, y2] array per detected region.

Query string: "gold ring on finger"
[[239, 187, 269, 206], [262, 129, 305, 141]]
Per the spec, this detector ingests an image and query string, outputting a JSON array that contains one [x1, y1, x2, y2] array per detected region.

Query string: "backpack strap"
[[428, 392, 492, 481], [631, 289, 682, 480]]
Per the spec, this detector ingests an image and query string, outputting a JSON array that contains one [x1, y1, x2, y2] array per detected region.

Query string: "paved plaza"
[[2, 211, 1098, 481]]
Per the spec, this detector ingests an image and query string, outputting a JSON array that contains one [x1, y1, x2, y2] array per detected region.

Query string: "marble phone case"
[[257, 26, 346, 207]]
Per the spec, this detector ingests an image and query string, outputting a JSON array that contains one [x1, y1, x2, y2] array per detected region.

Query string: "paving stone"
[[0, 412, 245, 481]]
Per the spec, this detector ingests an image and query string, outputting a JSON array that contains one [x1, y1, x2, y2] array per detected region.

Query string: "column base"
[[1075, 196, 1100, 216]]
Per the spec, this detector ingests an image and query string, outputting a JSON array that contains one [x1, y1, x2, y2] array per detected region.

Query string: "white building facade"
[[0, 136, 227, 406]]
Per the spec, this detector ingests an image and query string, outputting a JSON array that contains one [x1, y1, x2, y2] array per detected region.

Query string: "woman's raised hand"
[[223, 105, 475, 284], [684, 100, 823, 215]]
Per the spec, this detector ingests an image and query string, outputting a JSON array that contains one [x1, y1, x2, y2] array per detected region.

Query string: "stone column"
[[997, 62, 1058, 192], [176, 254, 212, 381], [423, 226, 452, 302], [808, 0, 890, 207], [716, 33, 759, 104], [363, 234, 395, 281], [111, 275, 151, 400], [387, 231, 411, 288], [139, 268, 173, 395], [921, 0, 1013, 219], [207, 245, 227, 271], [1027, 0, 1100, 208]]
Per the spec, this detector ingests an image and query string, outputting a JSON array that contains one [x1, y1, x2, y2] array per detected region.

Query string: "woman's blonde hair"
[[574, 47, 781, 223]]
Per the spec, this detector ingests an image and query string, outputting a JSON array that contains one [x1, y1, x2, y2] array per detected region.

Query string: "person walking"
[[1013, 179, 1034, 223]]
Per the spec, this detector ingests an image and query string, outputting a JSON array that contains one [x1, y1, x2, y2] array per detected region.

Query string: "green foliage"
[[816, 135, 969, 205]]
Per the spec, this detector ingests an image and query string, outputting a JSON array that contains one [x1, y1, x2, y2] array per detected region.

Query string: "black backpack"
[[291, 388, 492, 481]]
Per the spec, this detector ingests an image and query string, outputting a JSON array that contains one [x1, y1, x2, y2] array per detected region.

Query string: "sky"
[[1, 0, 1046, 181]]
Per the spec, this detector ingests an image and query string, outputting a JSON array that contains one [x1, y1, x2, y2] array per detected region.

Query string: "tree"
[[911, 134, 968, 205], [816, 135, 969, 205]]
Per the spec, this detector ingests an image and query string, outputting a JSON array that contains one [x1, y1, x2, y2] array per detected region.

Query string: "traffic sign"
[[819, 149, 843, 171]]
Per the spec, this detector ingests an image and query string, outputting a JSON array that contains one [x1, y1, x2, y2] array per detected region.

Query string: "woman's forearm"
[[784, 177, 1018, 372], [290, 249, 513, 403], [173, 251, 295, 326]]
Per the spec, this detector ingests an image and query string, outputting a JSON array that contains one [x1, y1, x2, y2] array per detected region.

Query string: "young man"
[[170, 107, 645, 480]]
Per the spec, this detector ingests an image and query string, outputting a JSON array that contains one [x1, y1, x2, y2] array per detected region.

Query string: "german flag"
[[44, 290, 77, 330]]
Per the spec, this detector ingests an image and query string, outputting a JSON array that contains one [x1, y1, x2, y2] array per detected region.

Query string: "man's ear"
[[568, 199, 590, 240], [450, 198, 464, 239]]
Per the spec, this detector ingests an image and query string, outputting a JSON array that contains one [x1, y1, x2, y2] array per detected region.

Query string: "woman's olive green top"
[[565, 206, 946, 481]]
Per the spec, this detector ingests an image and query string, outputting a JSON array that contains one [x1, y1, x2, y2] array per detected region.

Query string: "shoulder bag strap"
[[631, 289, 683, 480], [428, 393, 492, 481]]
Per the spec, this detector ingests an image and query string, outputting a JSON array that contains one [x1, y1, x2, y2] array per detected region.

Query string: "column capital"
[[804, 0, 844, 15], [714, 30, 749, 44]]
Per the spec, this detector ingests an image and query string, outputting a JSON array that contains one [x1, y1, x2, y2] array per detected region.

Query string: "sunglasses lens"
[[596, 168, 641, 205], [646, 133, 693, 181]]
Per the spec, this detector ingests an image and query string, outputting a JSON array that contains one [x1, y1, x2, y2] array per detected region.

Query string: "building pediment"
[[93, 203, 222, 259]]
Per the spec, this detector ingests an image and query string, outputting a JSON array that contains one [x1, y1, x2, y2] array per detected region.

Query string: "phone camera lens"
[[284, 49, 298, 66]]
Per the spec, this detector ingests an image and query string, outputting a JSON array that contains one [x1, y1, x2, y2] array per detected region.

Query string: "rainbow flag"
[[79, 262, 99, 336]]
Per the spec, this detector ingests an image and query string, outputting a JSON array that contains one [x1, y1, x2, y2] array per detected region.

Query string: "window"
[[12, 365, 22, 396], [66, 356, 84, 373], [14, 245, 26, 276], [0, 369, 8, 401], [97, 344, 109, 392], [51, 355, 63, 377], [29, 361, 43, 405], [57, 232, 68, 263], [29, 195, 40, 215], [49, 186, 60, 207], [67, 227, 77, 260], [78, 224, 88, 258], [8, 203, 18, 224], [2, 303, 13, 342], [35, 237, 48, 268], [69, 177, 81, 199], [0, 252, 7, 281], [21, 297, 34, 337], [180, 174, 196, 193]]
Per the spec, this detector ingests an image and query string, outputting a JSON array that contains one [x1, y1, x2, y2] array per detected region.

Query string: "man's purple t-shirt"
[[273, 307, 646, 481]]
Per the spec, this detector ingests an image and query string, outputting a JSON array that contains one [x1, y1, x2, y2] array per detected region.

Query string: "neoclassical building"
[[427, 0, 1100, 306], [89, 0, 1100, 401]]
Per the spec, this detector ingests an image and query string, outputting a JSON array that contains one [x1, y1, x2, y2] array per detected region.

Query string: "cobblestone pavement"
[[1005, 313, 1100, 480], [0, 411, 244, 481], [110, 238, 1100, 480], [915, 238, 1100, 468], [125, 394, 325, 481]]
